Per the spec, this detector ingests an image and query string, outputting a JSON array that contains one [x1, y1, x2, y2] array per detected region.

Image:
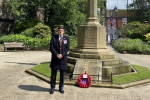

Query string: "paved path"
[[0, 44, 150, 100], [107, 43, 150, 69]]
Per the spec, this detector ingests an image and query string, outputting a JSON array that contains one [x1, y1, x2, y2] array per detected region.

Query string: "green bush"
[[40, 38, 51, 47], [14, 18, 40, 34], [0, 34, 51, 48], [26, 37, 51, 48], [19, 22, 52, 39], [0, 34, 29, 44], [0, 28, 77, 50], [20, 27, 35, 38], [0, 35, 9, 43], [34, 23, 52, 39], [118, 21, 150, 42], [27, 38, 41, 47], [64, 34, 77, 49], [145, 33, 150, 43], [0, 33, 4, 38], [69, 36, 77, 49], [112, 38, 150, 54]]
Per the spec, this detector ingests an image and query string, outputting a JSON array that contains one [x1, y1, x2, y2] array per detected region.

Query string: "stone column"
[[73, 0, 111, 55], [86, 0, 99, 24]]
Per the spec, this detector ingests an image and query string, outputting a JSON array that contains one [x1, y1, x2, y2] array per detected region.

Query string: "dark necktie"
[[60, 36, 62, 53]]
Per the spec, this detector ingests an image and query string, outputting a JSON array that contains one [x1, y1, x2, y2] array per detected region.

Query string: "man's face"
[[58, 29, 65, 36]]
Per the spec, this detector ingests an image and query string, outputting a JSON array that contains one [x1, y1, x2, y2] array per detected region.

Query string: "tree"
[[3, 0, 107, 35], [98, 0, 107, 24], [40, 0, 107, 35], [2, 0, 40, 33], [127, 0, 150, 23], [3, 0, 28, 24]]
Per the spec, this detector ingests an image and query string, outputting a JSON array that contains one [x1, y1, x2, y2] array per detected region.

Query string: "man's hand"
[[57, 54, 63, 59], [60, 54, 63, 59]]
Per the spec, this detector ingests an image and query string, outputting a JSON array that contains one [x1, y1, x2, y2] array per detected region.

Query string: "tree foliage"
[[127, 0, 150, 23], [98, 0, 107, 24], [3, 0, 107, 35], [3, 0, 39, 24], [118, 21, 150, 41], [2, 0, 40, 33]]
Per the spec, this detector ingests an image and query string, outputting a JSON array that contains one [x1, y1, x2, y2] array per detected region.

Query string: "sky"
[[107, 0, 133, 9]]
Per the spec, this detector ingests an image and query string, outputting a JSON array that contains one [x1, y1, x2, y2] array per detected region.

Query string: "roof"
[[107, 9, 127, 18], [116, 9, 127, 17], [107, 10, 117, 17]]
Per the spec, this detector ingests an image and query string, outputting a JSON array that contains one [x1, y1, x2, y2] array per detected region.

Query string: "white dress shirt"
[[59, 34, 63, 41]]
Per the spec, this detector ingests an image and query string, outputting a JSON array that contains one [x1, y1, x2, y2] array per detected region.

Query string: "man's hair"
[[58, 26, 65, 31]]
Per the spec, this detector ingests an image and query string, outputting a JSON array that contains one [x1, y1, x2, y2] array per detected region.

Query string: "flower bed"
[[112, 38, 150, 54]]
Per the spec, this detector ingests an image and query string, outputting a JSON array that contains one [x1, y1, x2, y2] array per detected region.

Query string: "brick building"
[[106, 6, 127, 41]]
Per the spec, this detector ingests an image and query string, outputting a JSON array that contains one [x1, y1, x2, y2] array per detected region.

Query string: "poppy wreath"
[[77, 73, 92, 88]]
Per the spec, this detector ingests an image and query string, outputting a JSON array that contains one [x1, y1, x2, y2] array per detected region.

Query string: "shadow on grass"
[[40, 61, 50, 64]]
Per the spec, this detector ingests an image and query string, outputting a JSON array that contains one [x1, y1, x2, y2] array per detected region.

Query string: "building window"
[[113, 18, 116, 22], [122, 23, 127, 28], [122, 18, 127, 22], [113, 25, 116, 29], [108, 18, 110, 21], [108, 25, 111, 29]]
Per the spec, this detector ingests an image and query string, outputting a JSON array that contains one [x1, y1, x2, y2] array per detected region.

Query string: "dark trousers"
[[50, 68, 65, 90]]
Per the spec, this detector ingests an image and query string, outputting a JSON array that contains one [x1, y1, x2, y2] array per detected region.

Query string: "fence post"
[[98, 74, 99, 82], [111, 72, 113, 84], [110, 34, 113, 44], [70, 73, 73, 81], [70, 77, 71, 81]]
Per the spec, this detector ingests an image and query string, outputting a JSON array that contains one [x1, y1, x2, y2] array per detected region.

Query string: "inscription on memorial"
[[84, 27, 97, 46], [73, 59, 102, 80]]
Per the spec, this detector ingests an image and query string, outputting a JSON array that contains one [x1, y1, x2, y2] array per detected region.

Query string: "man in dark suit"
[[49, 26, 70, 94]]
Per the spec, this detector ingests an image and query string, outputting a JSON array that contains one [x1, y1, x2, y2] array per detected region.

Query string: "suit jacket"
[[50, 34, 70, 70]]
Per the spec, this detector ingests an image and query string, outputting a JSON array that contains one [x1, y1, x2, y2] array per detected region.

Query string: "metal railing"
[[65, 71, 113, 84]]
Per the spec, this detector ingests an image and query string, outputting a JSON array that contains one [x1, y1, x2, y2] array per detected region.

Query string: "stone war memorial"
[[65, 0, 132, 81]]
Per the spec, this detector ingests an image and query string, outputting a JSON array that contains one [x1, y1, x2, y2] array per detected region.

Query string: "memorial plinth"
[[74, 25, 110, 54], [72, 0, 113, 56], [66, 0, 132, 81]]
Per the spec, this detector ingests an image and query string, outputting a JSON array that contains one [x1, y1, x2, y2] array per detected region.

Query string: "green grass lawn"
[[31, 62, 150, 84], [31, 61, 60, 80], [113, 64, 150, 84]]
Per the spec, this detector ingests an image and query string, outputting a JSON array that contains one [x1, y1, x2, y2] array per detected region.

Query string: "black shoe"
[[59, 89, 64, 94], [50, 89, 54, 94]]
